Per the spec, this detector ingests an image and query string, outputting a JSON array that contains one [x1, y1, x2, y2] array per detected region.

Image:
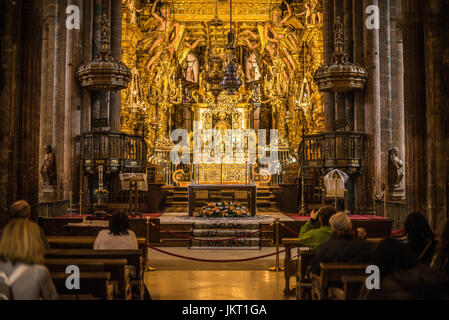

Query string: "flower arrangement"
[[200, 201, 249, 218], [94, 188, 109, 201]]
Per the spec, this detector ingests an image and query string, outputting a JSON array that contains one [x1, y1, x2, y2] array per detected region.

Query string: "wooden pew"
[[296, 249, 317, 300], [282, 237, 382, 297], [281, 238, 311, 296], [311, 263, 369, 300], [45, 258, 131, 300], [45, 249, 144, 299], [47, 236, 146, 249], [51, 272, 115, 300]]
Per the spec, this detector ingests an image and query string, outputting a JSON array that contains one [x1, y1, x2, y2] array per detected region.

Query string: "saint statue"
[[263, 0, 299, 74], [176, 30, 204, 83], [142, 0, 181, 75], [214, 112, 230, 136], [388, 147, 404, 190], [40, 145, 57, 187]]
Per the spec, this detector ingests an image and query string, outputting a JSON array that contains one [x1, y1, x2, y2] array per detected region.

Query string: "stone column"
[[323, 0, 335, 132], [110, 0, 122, 132], [423, 0, 449, 229], [402, 0, 426, 215], [352, 0, 366, 213], [363, 0, 382, 212]]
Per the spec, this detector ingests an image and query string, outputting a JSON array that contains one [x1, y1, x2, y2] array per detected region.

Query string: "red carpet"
[[285, 213, 391, 221]]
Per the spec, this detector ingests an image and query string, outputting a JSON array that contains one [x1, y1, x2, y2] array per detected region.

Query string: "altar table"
[[188, 184, 257, 216]]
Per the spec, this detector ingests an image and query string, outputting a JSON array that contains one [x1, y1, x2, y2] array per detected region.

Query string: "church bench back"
[[45, 258, 132, 299], [312, 263, 369, 300], [45, 249, 143, 280], [51, 272, 115, 300]]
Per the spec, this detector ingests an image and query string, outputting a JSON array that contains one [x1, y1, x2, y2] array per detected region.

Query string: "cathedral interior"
[[1, 0, 449, 302]]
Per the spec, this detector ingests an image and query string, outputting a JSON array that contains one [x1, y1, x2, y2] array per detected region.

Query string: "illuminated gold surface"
[[121, 0, 325, 154]]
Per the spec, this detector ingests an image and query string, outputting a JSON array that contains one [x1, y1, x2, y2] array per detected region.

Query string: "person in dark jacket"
[[361, 238, 447, 300], [404, 212, 436, 264], [310, 212, 374, 275]]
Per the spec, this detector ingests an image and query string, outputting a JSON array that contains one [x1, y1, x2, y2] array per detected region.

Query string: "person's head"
[[271, 6, 282, 21], [160, 3, 171, 19], [371, 238, 417, 279], [109, 210, 130, 236], [10, 200, 31, 220], [0, 219, 45, 265], [317, 205, 336, 227], [329, 212, 352, 233], [404, 212, 434, 243]]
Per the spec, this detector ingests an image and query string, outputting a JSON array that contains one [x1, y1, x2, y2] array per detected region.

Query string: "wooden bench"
[[311, 263, 369, 300], [47, 236, 146, 249], [45, 258, 131, 299], [51, 272, 115, 300], [296, 249, 317, 300], [282, 237, 382, 297], [281, 238, 311, 296], [45, 249, 144, 299]]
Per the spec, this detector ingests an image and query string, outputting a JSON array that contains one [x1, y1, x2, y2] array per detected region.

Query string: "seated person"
[[5, 200, 49, 249], [361, 238, 447, 300], [297, 205, 336, 249], [93, 210, 138, 250], [310, 212, 374, 275], [0, 219, 58, 300], [404, 212, 436, 264]]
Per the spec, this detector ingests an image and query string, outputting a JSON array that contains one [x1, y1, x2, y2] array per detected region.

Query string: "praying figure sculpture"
[[388, 147, 404, 190], [40, 145, 57, 187]]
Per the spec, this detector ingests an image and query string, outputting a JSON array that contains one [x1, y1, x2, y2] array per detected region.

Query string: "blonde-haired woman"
[[0, 219, 57, 300]]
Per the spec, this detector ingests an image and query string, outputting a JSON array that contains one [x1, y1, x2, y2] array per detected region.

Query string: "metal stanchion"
[[145, 217, 156, 272], [79, 191, 83, 216], [268, 217, 284, 272], [69, 191, 73, 217]]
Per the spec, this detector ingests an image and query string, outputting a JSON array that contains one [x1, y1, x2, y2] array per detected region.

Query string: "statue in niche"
[[214, 112, 230, 136], [388, 147, 404, 190], [40, 145, 57, 187], [176, 30, 203, 83], [142, 0, 181, 74], [263, 0, 299, 74]]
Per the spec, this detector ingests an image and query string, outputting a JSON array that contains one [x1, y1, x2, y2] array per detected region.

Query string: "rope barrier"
[[147, 244, 286, 263], [280, 222, 299, 237], [151, 222, 274, 242]]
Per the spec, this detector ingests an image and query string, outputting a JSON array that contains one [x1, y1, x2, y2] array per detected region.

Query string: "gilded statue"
[[40, 145, 57, 187], [124, 0, 143, 25], [142, 0, 181, 75], [176, 30, 204, 83], [263, 0, 299, 74], [214, 112, 230, 136]]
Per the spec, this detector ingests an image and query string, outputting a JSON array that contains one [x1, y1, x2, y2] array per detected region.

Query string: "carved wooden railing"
[[299, 131, 365, 170], [81, 132, 147, 174]]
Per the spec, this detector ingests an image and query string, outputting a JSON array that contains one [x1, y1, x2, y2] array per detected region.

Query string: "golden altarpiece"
[[120, 0, 325, 187]]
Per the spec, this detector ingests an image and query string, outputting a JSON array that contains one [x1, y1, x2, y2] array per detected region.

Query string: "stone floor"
[[144, 247, 289, 300]]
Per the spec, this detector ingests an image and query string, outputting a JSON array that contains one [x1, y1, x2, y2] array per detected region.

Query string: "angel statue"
[[124, 0, 143, 25], [141, 0, 182, 75], [263, 0, 300, 75]]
